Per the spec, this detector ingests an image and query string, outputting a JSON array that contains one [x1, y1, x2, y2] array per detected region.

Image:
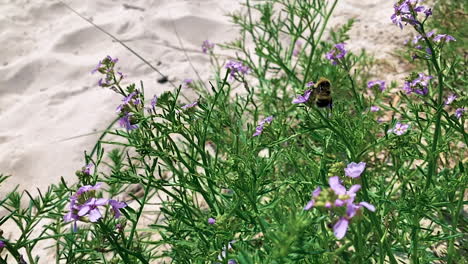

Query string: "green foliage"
[[0, 0, 466, 263]]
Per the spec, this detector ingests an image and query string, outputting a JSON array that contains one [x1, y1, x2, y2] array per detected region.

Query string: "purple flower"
[[63, 183, 125, 230], [98, 78, 112, 87], [306, 81, 315, 87], [344, 162, 366, 178], [333, 217, 350, 240], [328, 176, 375, 240], [412, 72, 432, 86], [78, 198, 108, 222], [183, 78, 193, 88], [208, 217, 216, 225], [333, 201, 376, 239], [63, 194, 81, 229], [82, 163, 93, 175], [91, 61, 102, 74], [325, 43, 347, 65], [117, 71, 124, 80], [293, 40, 302, 57], [304, 187, 321, 210], [445, 94, 457, 105], [423, 8, 432, 17], [106, 55, 119, 64], [391, 0, 427, 29], [150, 95, 158, 108], [412, 35, 422, 44], [225, 60, 250, 80], [123, 92, 137, 105], [252, 116, 274, 137], [76, 182, 102, 196], [119, 113, 139, 130], [388, 122, 409, 135], [403, 73, 433, 94], [434, 34, 456, 42], [116, 91, 140, 113], [292, 89, 312, 104], [304, 176, 376, 239], [370, 106, 380, 112], [181, 101, 198, 110], [329, 176, 360, 198], [0, 240, 6, 249], [402, 81, 412, 94], [426, 30, 436, 38], [414, 87, 428, 95], [367, 80, 386, 91], [202, 40, 215, 53], [455, 108, 465, 119], [108, 199, 127, 219]]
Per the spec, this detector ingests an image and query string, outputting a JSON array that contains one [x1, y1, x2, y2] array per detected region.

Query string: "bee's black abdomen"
[[316, 99, 332, 108]]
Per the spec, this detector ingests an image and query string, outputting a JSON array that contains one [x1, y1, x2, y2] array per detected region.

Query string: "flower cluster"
[[402, 72, 433, 95], [410, 31, 455, 58], [433, 34, 456, 43], [367, 80, 386, 91], [391, 0, 431, 29], [225, 60, 251, 80], [92, 56, 123, 88], [304, 176, 375, 239], [325, 43, 347, 65], [388, 122, 410, 135], [116, 91, 143, 130], [63, 182, 127, 231], [253, 116, 273, 137], [201, 40, 215, 54]]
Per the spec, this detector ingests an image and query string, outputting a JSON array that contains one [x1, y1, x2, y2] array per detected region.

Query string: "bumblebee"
[[313, 77, 332, 108]]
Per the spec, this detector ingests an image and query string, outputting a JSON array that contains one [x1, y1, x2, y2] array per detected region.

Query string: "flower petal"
[[333, 218, 349, 240], [95, 198, 109, 206], [312, 187, 321, 198], [77, 205, 91, 217], [359, 202, 376, 212], [348, 184, 361, 195], [329, 176, 346, 195], [304, 200, 315, 210], [88, 208, 102, 222]]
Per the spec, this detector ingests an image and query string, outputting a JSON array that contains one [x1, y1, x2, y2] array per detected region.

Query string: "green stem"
[[411, 216, 420, 264], [447, 182, 465, 263], [419, 25, 444, 190]]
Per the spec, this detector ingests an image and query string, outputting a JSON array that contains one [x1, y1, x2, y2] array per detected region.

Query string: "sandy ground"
[[0, 0, 412, 262]]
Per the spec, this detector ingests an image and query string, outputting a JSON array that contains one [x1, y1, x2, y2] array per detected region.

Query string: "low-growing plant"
[[0, 0, 466, 263]]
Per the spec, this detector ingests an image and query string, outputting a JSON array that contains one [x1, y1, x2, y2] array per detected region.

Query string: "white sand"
[[0, 0, 242, 196]]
